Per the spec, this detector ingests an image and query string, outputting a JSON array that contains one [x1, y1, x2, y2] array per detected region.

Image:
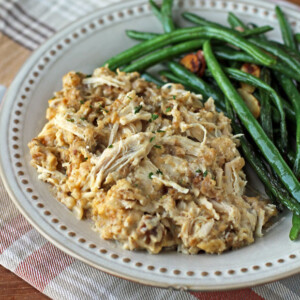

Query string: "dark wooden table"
[[0, 266, 49, 300], [1, 0, 300, 298]]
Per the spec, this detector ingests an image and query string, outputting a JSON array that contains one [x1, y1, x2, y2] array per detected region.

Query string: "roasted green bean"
[[126, 30, 159, 41], [227, 12, 247, 30], [182, 12, 273, 37], [290, 213, 300, 240], [123, 39, 205, 72], [276, 6, 297, 50], [141, 72, 164, 86], [275, 72, 300, 178], [161, 0, 175, 32], [105, 26, 276, 70], [149, 0, 162, 22], [259, 68, 273, 140]]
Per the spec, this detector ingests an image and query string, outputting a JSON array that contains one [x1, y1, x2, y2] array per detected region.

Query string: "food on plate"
[[28, 0, 300, 254], [105, 0, 300, 240], [28, 68, 277, 254]]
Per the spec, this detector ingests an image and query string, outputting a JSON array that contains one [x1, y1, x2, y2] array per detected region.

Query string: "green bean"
[[275, 6, 297, 51], [203, 40, 300, 202], [214, 46, 300, 81], [141, 72, 164, 86], [161, 0, 175, 33], [272, 106, 281, 123], [229, 61, 241, 69], [167, 61, 225, 110], [249, 37, 300, 79], [159, 70, 226, 111], [275, 72, 300, 178], [181, 12, 223, 28], [247, 23, 268, 40], [271, 78, 296, 126], [149, 0, 162, 22], [122, 39, 205, 72], [227, 13, 273, 42], [225, 99, 300, 217], [287, 150, 296, 166], [159, 70, 201, 93], [295, 33, 300, 43], [236, 25, 274, 37], [259, 68, 273, 140], [126, 30, 159, 41], [159, 70, 186, 85], [126, 29, 220, 42], [182, 12, 273, 37], [280, 44, 300, 60], [160, 69, 201, 90], [104, 26, 276, 70], [247, 23, 258, 29], [263, 39, 300, 63], [227, 12, 247, 30], [290, 213, 300, 240], [205, 66, 287, 150]]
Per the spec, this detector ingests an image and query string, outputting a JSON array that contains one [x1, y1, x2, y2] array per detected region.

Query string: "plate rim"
[[1, 0, 300, 291]]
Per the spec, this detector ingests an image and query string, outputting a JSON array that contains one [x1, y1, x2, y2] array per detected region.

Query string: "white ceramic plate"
[[1, 0, 300, 291]]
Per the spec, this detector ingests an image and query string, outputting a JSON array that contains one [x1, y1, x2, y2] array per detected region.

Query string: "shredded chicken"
[[28, 67, 277, 254]]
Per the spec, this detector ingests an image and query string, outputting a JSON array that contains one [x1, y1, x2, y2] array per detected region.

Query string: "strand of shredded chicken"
[[28, 67, 277, 254]]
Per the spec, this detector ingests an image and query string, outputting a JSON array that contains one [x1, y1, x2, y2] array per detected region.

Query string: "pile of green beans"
[[276, 6, 297, 50], [105, 26, 276, 70], [103, 0, 300, 240]]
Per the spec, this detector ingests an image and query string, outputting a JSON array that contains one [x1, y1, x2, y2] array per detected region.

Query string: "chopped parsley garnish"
[[127, 96, 132, 100], [165, 107, 171, 113], [196, 169, 202, 174], [85, 74, 92, 78], [108, 144, 113, 148], [151, 113, 159, 121], [167, 85, 172, 89], [98, 104, 108, 113], [156, 169, 163, 175], [134, 183, 139, 188], [157, 129, 165, 133], [154, 145, 161, 149], [150, 136, 155, 142], [84, 157, 88, 161], [203, 170, 208, 177], [148, 172, 154, 179], [134, 105, 142, 114], [75, 72, 81, 75], [80, 117, 86, 121], [80, 100, 85, 104], [173, 95, 176, 99], [66, 118, 74, 122], [89, 105, 93, 109]]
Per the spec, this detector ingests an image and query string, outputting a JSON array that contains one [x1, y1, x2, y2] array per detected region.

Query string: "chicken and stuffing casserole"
[[28, 67, 277, 254]]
